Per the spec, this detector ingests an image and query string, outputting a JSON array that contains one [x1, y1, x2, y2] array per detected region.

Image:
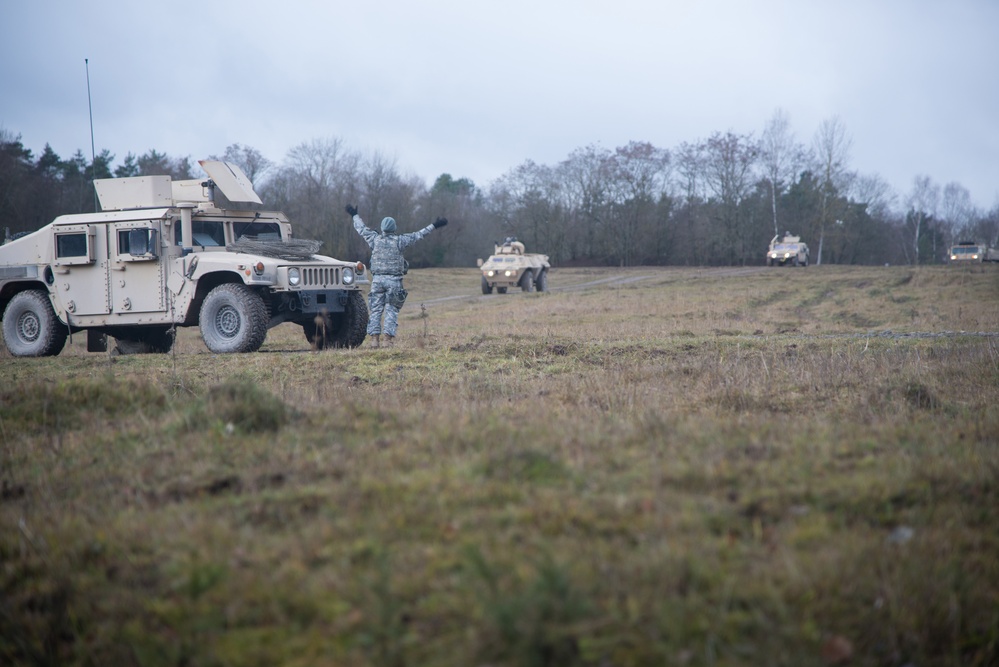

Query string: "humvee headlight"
[[343, 267, 355, 285], [288, 267, 301, 286]]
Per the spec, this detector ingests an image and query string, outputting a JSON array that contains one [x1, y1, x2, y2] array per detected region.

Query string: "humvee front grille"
[[301, 266, 339, 287]]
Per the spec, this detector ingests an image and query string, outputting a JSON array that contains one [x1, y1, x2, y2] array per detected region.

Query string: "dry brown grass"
[[1, 264, 998, 666]]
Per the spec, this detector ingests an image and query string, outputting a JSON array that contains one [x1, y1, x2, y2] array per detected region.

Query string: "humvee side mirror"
[[476, 258, 483, 267]]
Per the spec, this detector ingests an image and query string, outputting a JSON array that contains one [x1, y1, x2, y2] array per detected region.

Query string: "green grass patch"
[[1, 266, 998, 666]]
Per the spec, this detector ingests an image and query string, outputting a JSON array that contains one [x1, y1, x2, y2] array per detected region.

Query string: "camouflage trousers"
[[367, 274, 407, 336]]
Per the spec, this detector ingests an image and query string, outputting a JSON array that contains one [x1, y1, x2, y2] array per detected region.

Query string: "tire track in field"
[[417, 273, 653, 305]]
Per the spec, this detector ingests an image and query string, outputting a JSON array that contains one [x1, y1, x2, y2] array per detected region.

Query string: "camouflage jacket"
[[352, 215, 436, 276]]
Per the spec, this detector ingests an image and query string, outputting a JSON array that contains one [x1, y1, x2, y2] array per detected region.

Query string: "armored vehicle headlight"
[[343, 267, 355, 285], [504, 270, 514, 277], [487, 270, 495, 277], [288, 267, 301, 286], [783, 252, 790, 258]]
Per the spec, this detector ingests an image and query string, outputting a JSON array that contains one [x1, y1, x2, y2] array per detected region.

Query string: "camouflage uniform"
[[352, 214, 438, 337]]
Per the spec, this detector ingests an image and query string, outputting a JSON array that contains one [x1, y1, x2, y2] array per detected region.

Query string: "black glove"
[[433, 217, 448, 228], [345, 204, 358, 217]]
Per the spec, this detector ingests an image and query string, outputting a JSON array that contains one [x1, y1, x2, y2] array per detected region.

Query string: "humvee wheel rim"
[[215, 305, 241, 339], [16, 311, 41, 343]]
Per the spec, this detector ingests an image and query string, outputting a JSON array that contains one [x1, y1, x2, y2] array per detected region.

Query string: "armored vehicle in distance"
[[767, 232, 810, 267], [0, 160, 368, 356], [477, 238, 550, 293], [948, 241, 999, 263]]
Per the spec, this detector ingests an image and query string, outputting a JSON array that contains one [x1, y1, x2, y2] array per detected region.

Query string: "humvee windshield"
[[951, 246, 980, 256], [174, 221, 226, 247], [234, 221, 282, 240]]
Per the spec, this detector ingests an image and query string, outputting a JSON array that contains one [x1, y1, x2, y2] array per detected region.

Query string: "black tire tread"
[[2, 289, 67, 357], [199, 283, 268, 353]]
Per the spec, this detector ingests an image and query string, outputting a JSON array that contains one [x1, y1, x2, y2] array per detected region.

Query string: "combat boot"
[[384, 334, 395, 347], [371, 334, 381, 348]]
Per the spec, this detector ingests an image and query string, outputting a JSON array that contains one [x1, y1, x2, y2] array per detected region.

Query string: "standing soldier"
[[346, 205, 448, 347]]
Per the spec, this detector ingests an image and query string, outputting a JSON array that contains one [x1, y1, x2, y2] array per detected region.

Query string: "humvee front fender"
[[184, 271, 249, 326]]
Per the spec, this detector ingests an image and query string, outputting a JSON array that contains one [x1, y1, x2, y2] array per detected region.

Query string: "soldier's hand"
[[345, 204, 358, 217], [433, 217, 448, 228]]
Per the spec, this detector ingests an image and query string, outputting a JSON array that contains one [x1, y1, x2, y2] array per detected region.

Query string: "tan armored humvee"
[[0, 160, 368, 356], [767, 232, 810, 267], [477, 238, 551, 293], [948, 241, 999, 263]]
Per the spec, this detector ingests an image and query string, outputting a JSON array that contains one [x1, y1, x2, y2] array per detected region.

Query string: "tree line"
[[2, 111, 997, 268]]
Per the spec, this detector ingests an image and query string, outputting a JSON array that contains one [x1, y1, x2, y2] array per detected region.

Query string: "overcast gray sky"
[[2, 0, 997, 211]]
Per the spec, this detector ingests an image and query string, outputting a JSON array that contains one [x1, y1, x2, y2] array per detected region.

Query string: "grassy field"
[[2, 264, 998, 666]]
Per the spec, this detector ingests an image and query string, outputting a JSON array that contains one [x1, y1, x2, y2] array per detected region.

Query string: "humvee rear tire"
[[520, 271, 534, 292], [199, 283, 268, 353], [302, 290, 368, 349], [535, 270, 549, 292], [481, 276, 493, 294], [2, 290, 68, 357]]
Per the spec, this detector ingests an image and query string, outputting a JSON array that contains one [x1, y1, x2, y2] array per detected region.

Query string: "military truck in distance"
[[477, 238, 551, 293], [767, 232, 810, 267], [0, 160, 368, 357], [948, 241, 999, 263]]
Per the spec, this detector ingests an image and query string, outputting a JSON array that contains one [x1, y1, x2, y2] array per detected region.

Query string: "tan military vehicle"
[[0, 160, 368, 356], [767, 232, 810, 267], [948, 241, 999, 263], [477, 237, 551, 293]]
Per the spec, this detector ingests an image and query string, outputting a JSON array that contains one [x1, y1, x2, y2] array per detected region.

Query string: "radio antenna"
[[85, 58, 98, 211]]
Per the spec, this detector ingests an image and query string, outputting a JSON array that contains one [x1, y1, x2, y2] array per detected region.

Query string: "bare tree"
[[272, 137, 362, 256], [702, 131, 759, 264], [939, 181, 976, 245], [907, 175, 940, 263], [606, 141, 672, 265], [672, 141, 709, 264], [490, 160, 566, 262], [212, 143, 273, 187], [852, 173, 896, 221], [558, 145, 613, 262], [759, 108, 807, 238], [812, 116, 854, 265]]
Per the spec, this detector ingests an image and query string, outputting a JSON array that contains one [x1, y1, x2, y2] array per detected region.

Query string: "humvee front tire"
[[302, 290, 368, 349], [199, 283, 268, 353], [2, 290, 68, 357]]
